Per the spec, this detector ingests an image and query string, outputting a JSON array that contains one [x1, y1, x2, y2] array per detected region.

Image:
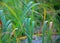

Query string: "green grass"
[[0, 0, 60, 43]]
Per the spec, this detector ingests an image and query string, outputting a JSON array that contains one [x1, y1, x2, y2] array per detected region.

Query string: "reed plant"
[[0, 0, 40, 43], [0, 0, 60, 43]]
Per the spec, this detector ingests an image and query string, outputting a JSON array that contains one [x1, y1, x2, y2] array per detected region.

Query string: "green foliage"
[[0, 0, 60, 43], [24, 18, 35, 43]]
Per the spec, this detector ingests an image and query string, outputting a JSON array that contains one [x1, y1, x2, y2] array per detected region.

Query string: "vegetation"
[[0, 0, 60, 43]]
